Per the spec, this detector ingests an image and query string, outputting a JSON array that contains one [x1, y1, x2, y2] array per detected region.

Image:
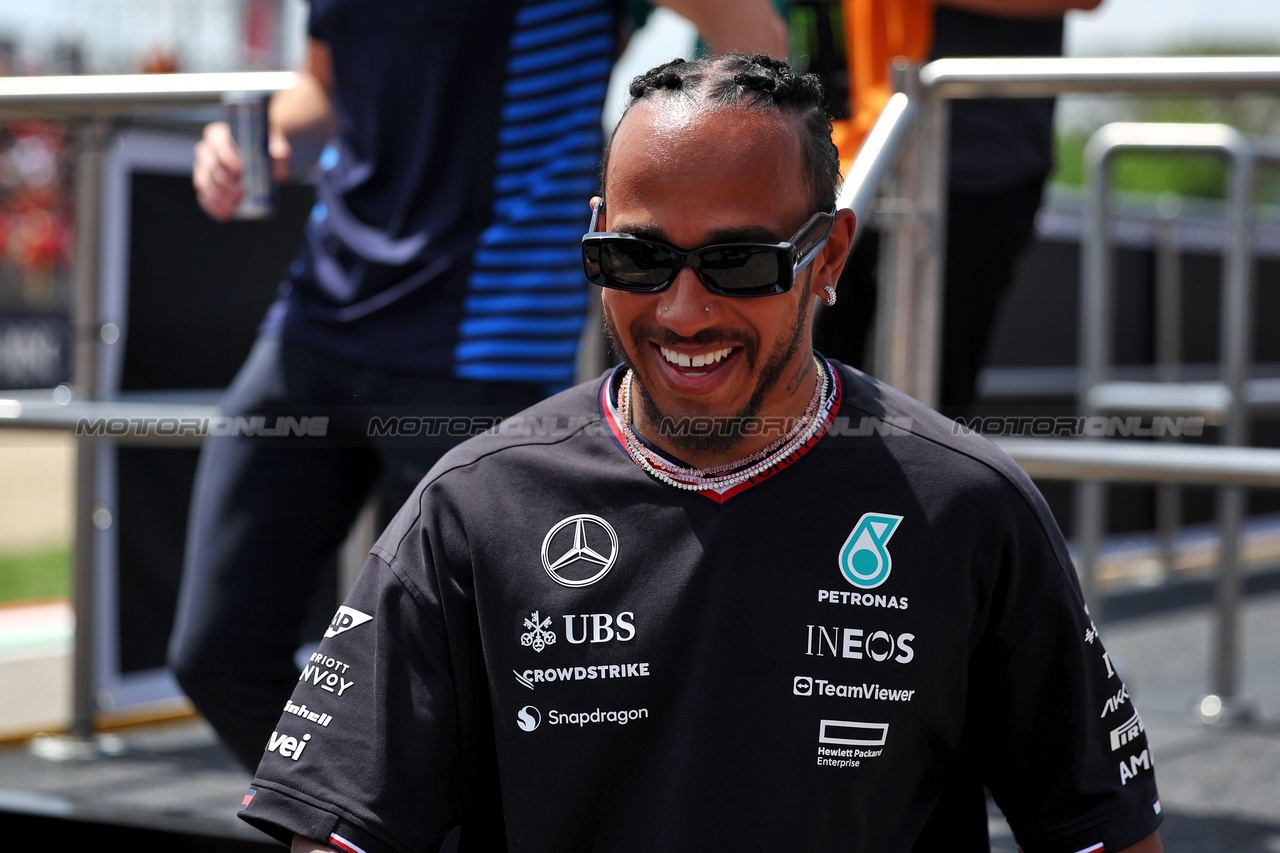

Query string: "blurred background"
[[0, 0, 1278, 850]]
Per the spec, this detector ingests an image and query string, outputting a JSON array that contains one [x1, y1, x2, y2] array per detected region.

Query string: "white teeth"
[[659, 346, 732, 368]]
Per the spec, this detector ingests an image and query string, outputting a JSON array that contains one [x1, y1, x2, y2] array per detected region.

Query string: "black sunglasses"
[[581, 200, 835, 298]]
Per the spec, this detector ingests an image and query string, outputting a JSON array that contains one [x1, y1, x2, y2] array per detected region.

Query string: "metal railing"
[[875, 55, 1280, 723], [0, 72, 293, 748], [1073, 124, 1280, 718], [7, 58, 1280, 741]]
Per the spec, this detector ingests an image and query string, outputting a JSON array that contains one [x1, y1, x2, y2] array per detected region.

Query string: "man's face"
[[600, 101, 846, 456]]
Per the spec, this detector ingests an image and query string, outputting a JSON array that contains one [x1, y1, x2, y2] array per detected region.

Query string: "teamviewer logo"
[[794, 676, 813, 696]]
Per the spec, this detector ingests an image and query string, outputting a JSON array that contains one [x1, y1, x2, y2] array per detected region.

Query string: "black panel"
[[121, 172, 313, 392], [110, 171, 317, 679]]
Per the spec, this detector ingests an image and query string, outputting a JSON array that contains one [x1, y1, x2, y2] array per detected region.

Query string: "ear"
[[808, 208, 856, 301]]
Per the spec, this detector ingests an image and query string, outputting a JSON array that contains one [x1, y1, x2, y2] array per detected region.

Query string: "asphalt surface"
[[0, 574, 1277, 851]]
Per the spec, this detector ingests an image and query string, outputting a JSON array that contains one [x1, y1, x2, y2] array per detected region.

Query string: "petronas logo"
[[838, 513, 904, 589]]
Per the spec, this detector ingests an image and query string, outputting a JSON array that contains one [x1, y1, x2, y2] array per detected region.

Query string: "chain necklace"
[[616, 355, 830, 491], [622, 355, 825, 477]]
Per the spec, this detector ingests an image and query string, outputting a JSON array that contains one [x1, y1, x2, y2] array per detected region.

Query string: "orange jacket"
[[832, 0, 934, 175]]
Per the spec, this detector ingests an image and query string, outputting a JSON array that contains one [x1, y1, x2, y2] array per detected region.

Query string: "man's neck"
[[627, 356, 824, 472]]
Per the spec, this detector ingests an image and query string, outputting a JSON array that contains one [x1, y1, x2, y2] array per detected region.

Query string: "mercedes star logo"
[[540, 514, 618, 588]]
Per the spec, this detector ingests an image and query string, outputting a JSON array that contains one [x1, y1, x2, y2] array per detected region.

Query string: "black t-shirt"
[[931, 7, 1065, 194], [239, 360, 1162, 852]]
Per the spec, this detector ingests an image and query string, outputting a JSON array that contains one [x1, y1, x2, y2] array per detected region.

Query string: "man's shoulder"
[[828, 359, 1077, 579], [829, 359, 1049, 508], [431, 373, 608, 477], [833, 361, 1001, 451], [370, 374, 609, 566]]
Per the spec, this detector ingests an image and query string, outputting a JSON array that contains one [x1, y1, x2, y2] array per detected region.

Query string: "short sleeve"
[[237, 522, 497, 853], [974, 496, 1162, 853]]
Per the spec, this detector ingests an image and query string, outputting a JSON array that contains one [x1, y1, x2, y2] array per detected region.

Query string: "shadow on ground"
[[1159, 811, 1280, 852]]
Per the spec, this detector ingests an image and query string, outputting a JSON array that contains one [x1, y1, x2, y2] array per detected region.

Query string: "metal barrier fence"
[[6, 58, 1280, 742], [0, 72, 292, 746], [847, 55, 1280, 722]]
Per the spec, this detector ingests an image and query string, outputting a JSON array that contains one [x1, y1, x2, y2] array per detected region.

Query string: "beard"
[[603, 284, 813, 459]]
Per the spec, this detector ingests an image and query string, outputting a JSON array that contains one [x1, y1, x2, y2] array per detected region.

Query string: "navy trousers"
[[167, 336, 547, 770]]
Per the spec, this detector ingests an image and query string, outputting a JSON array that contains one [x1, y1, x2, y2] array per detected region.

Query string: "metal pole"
[[872, 63, 923, 389], [70, 118, 110, 745], [1154, 217, 1182, 578], [836, 90, 917, 229], [1207, 135, 1256, 722], [0, 72, 294, 758], [994, 439, 1280, 487], [873, 61, 946, 407], [920, 55, 1280, 99], [1073, 129, 1116, 621], [910, 82, 947, 410]]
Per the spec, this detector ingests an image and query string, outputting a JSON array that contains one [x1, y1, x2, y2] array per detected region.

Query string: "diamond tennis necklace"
[[616, 355, 830, 491]]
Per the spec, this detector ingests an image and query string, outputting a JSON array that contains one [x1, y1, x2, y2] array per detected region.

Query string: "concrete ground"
[[0, 428, 73, 552], [992, 581, 1280, 852], [0, 429, 75, 741]]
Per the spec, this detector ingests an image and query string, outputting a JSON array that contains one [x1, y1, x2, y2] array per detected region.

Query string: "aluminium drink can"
[[224, 91, 276, 219]]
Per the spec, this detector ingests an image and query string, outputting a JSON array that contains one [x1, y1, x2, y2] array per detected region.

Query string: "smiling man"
[[594, 79, 841, 467], [238, 54, 1163, 853]]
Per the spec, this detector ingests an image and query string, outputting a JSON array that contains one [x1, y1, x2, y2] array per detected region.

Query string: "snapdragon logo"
[[515, 703, 648, 730], [548, 707, 650, 727], [517, 705, 541, 732]]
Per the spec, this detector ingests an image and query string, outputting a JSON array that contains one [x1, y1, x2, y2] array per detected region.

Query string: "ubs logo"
[[541, 514, 618, 588]]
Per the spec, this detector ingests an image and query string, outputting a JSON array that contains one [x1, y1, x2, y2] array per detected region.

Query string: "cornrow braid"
[[606, 53, 841, 213], [628, 57, 688, 98]]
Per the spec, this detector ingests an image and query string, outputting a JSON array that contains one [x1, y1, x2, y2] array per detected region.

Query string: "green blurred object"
[[1053, 134, 1229, 199], [626, 0, 654, 29], [787, 0, 849, 119], [0, 546, 71, 604]]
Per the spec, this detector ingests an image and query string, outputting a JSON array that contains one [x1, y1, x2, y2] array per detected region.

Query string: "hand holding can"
[[223, 92, 277, 219]]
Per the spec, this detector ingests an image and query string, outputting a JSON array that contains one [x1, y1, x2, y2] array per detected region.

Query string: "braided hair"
[[604, 53, 841, 212]]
